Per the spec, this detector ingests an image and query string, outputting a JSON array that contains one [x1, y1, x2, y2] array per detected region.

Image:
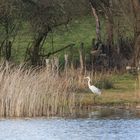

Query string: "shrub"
[[95, 78, 114, 89]]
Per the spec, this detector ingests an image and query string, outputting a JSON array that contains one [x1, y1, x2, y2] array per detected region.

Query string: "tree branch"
[[40, 43, 75, 58]]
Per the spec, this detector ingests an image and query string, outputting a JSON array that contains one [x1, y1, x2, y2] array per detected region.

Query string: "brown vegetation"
[[0, 63, 139, 118], [0, 62, 115, 118], [0, 64, 77, 117], [0, 0, 140, 118]]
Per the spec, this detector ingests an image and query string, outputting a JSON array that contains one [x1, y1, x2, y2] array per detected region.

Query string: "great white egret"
[[84, 76, 101, 102]]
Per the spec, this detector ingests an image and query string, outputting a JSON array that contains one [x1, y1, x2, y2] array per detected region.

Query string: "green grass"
[[0, 15, 134, 64], [6, 16, 91, 62], [78, 73, 140, 106], [109, 73, 136, 92], [2, 15, 104, 63]]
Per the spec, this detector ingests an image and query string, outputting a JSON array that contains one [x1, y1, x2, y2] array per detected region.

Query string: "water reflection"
[[74, 106, 140, 119], [0, 108, 140, 140]]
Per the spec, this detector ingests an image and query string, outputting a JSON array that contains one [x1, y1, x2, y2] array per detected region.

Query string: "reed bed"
[[0, 65, 78, 117], [0, 64, 112, 118], [0, 63, 138, 118]]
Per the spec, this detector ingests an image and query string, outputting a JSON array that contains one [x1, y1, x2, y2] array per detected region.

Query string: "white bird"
[[84, 76, 101, 102]]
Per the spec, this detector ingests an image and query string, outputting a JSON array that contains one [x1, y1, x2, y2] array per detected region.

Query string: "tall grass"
[[0, 63, 138, 118], [0, 65, 77, 117]]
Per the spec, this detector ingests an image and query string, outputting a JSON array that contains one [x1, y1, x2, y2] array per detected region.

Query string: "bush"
[[95, 78, 114, 89]]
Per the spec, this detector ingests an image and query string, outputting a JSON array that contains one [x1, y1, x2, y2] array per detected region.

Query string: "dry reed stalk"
[[134, 72, 140, 98], [0, 65, 76, 117], [137, 73, 140, 97], [0, 63, 117, 118]]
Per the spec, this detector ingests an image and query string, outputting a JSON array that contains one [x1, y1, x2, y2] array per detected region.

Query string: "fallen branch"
[[40, 43, 75, 58]]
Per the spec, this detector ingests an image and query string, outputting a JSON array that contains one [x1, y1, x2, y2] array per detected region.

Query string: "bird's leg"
[[94, 95, 97, 104]]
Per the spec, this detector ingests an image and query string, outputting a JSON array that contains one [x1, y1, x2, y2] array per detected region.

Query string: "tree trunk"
[[3, 18, 12, 61], [5, 41, 12, 61], [90, 3, 101, 42], [64, 53, 68, 69], [79, 42, 85, 74], [105, 0, 114, 68], [30, 32, 47, 65], [131, 0, 140, 66], [105, 15, 114, 47]]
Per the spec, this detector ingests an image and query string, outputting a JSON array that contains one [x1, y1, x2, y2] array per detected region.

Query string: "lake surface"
[[0, 107, 140, 140]]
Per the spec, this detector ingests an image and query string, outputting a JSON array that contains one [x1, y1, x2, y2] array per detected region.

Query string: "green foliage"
[[0, 14, 134, 64], [9, 15, 98, 63]]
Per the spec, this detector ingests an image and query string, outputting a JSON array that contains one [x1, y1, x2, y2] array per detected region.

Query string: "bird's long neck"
[[88, 78, 91, 87]]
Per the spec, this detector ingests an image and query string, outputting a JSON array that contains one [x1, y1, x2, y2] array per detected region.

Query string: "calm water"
[[0, 108, 140, 140]]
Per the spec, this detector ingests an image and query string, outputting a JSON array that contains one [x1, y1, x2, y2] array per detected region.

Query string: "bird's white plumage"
[[89, 85, 101, 95], [84, 76, 101, 95]]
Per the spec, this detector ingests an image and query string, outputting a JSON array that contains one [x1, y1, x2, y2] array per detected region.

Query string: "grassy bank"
[[0, 64, 139, 118], [80, 73, 140, 106]]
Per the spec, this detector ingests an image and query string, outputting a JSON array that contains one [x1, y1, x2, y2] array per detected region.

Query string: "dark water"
[[0, 108, 140, 140]]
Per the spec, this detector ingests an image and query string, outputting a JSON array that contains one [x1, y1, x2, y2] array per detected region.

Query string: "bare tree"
[[90, 0, 114, 45], [0, 0, 22, 61], [131, 0, 140, 66], [21, 0, 77, 65], [116, 0, 140, 66], [89, 1, 101, 42]]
